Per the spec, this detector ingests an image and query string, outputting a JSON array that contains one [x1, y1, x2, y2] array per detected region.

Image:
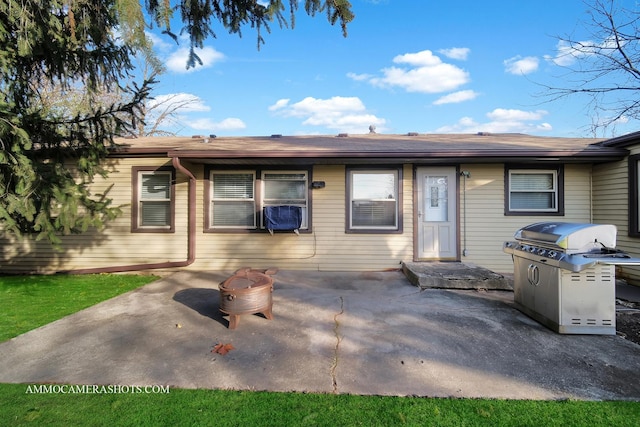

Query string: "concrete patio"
[[0, 269, 639, 400]]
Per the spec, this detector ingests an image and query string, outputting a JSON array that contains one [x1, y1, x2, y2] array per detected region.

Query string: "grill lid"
[[514, 222, 617, 253]]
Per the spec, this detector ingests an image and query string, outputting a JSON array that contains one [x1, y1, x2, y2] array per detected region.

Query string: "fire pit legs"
[[219, 267, 278, 329], [229, 314, 241, 330], [228, 305, 273, 330]]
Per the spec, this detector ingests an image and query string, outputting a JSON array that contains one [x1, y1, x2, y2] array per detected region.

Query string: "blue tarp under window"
[[264, 206, 302, 233]]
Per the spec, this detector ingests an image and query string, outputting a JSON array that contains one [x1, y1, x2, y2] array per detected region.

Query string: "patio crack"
[[330, 296, 344, 394]]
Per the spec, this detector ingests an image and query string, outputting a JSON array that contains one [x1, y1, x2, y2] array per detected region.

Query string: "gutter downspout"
[[63, 157, 196, 274]]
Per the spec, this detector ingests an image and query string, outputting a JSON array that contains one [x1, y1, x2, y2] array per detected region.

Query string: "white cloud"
[[140, 92, 246, 134], [146, 31, 174, 52], [504, 55, 539, 75], [148, 93, 211, 112], [433, 90, 479, 105], [281, 96, 366, 117], [165, 46, 225, 73], [350, 49, 470, 94], [544, 41, 576, 66], [544, 38, 616, 67], [187, 117, 246, 131], [268, 99, 290, 111], [393, 50, 443, 67], [438, 47, 470, 60], [346, 72, 373, 81], [270, 96, 386, 134], [487, 108, 547, 121], [435, 108, 551, 134]]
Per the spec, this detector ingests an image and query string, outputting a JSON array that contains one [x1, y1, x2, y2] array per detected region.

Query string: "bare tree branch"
[[541, 0, 640, 135], [142, 93, 206, 136]]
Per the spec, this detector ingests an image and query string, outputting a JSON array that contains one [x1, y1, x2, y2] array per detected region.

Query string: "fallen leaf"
[[212, 343, 235, 355]]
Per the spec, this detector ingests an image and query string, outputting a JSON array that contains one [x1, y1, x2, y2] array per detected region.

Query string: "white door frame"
[[415, 166, 459, 260]]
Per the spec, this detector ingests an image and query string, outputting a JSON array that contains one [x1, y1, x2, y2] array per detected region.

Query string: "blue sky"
[[142, 0, 638, 138]]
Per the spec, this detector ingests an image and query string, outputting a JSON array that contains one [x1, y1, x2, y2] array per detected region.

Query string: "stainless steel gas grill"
[[503, 222, 640, 335]]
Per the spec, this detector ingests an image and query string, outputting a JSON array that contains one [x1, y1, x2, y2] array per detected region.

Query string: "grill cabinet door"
[[513, 257, 560, 326], [531, 261, 560, 324], [513, 256, 534, 308]]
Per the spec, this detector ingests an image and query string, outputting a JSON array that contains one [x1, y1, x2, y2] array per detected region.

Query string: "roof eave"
[[108, 145, 628, 164], [164, 149, 627, 164], [597, 130, 640, 148]]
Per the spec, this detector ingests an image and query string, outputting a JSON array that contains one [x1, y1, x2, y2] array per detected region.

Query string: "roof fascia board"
[[598, 130, 640, 148], [165, 148, 627, 161], [108, 147, 174, 157]]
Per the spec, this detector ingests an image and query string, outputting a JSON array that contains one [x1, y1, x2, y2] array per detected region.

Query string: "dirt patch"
[[617, 299, 640, 346]]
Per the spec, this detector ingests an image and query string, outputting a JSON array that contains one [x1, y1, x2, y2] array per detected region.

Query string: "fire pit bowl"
[[219, 267, 277, 329]]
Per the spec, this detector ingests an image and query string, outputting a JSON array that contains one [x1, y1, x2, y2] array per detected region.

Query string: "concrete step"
[[402, 261, 513, 290]]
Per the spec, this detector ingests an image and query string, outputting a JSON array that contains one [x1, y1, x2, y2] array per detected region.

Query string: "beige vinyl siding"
[[7, 153, 636, 282], [0, 158, 189, 273], [76, 158, 189, 268], [459, 164, 593, 274], [194, 164, 413, 271], [593, 145, 640, 285], [0, 159, 412, 274]]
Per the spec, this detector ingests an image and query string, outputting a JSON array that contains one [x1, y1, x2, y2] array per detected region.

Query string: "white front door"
[[417, 167, 457, 260]]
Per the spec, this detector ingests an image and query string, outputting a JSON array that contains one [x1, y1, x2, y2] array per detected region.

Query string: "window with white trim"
[[505, 166, 563, 215], [211, 172, 256, 229], [347, 168, 400, 231], [133, 169, 174, 231]]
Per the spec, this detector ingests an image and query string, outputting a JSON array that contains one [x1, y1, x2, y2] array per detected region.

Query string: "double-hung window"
[[132, 167, 175, 232], [347, 168, 401, 232], [206, 168, 310, 231], [505, 166, 563, 215], [211, 172, 256, 229]]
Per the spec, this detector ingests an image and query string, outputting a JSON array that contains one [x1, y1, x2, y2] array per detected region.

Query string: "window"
[[505, 165, 564, 215], [630, 154, 640, 237], [206, 168, 310, 231], [211, 172, 256, 229], [347, 168, 402, 232], [132, 167, 175, 232], [262, 171, 308, 229]]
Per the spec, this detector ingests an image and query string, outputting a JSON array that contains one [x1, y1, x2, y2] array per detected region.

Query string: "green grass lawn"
[[0, 274, 639, 426], [0, 273, 159, 342], [2, 384, 640, 426]]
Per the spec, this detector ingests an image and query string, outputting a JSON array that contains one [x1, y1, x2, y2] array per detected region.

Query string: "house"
[[1, 132, 639, 285], [592, 131, 640, 285]]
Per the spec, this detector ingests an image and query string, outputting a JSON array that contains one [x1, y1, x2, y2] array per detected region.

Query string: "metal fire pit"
[[219, 267, 278, 329], [503, 222, 640, 335]]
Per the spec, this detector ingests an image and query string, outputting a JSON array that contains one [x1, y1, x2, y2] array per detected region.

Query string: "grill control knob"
[[538, 248, 547, 256]]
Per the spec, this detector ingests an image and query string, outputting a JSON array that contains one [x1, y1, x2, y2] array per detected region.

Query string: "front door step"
[[402, 261, 512, 290]]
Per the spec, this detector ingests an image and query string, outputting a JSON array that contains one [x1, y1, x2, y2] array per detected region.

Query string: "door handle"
[[527, 264, 540, 286]]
